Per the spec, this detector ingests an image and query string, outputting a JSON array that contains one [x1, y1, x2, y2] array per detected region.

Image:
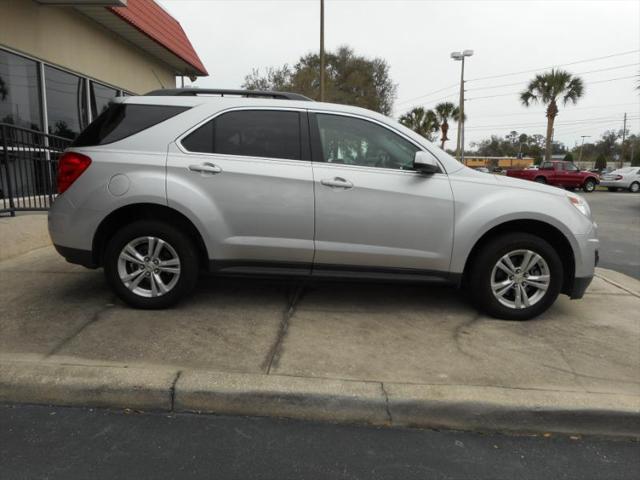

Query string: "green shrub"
[[594, 154, 607, 171]]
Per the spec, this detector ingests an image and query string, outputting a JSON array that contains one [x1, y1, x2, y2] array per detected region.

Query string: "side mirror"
[[413, 151, 439, 174]]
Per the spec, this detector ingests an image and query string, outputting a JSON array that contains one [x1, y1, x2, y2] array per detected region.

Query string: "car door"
[[563, 162, 583, 187], [309, 111, 455, 278], [539, 162, 555, 182], [166, 108, 314, 274]]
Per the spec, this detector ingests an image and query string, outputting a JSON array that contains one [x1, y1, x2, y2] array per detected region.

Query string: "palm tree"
[[520, 69, 584, 161], [399, 107, 439, 141], [434, 102, 462, 150]]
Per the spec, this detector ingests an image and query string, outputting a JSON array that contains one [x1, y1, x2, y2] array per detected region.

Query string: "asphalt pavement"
[[588, 191, 640, 279], [1, 404, 638, 480]]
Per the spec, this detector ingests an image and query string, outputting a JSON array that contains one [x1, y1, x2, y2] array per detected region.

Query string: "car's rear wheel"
[[534, 177, 546, 184], [104, 220, 199, 309], [629, 182, 640, 193], [582, 178, 596, 193], [468, 233, 563, 320]]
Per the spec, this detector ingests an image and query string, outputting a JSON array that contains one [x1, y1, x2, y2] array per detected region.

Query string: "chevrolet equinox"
[[48, 89, 599, 320]]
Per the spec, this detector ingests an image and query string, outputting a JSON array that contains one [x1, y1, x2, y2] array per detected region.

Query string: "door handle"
[[321, 177, 353, 189], [189, 163, 222, 174]]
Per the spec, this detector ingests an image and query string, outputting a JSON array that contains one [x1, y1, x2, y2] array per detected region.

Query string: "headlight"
[[567, 193, 591, 217]]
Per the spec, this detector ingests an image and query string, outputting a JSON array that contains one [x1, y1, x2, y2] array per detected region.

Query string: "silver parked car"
[[599, 167, 640, 192], [48, 89, 599, 320]]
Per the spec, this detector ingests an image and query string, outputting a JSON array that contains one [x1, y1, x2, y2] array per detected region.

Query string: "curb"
[[1, 361, 638, 438], [0, 362, 177, 412], [176, 370, 390, 425], [384, 383, 640, 438], [595, 268, 640, 297]]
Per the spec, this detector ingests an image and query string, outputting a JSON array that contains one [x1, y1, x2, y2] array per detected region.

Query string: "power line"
[[467, 91, 521, 101], [466, 74, 639, 101], [589, 74, 639, 85], [395, 92, 459, 114], [395, 83, 459, 107], [466, 49, 640, 82], [467, 103, 636, 119], [464, 115, 639, 131], [576, 62, 640, 76], [466, 63, 639, 92]]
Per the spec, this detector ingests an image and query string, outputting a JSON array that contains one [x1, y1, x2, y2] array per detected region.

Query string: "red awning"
[[108, 0, 208, 76]]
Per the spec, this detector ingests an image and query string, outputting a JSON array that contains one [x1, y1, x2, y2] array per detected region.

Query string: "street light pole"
[[620, 112, 627, 169], [578, 135, 590, 164], [319, 0, 325, 102], [451, 50, 473, 163]]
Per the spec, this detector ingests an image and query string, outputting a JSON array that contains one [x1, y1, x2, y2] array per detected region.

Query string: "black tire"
[[629, 182, 640, 193], [104, 220, 199, 309], [607, 187, 618, 192], [468, 233, 563, 320], [582, 178, 596, 193], [534, 176, 546, 184]]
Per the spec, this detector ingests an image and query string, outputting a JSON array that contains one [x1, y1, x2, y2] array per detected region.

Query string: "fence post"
[[43, 133, 53, 206], [1, 124, 17, 217]]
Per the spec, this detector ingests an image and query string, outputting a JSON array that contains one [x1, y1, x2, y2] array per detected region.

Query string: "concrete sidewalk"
[[1, 244, 639, 436], [0, 213, 50, 262]]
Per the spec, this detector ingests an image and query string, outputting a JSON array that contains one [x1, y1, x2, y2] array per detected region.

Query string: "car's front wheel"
[[582, 178, 596, 193], [468, 233, 563, 320], [104, 220, 199, 309], [629, 182, 640, 193]]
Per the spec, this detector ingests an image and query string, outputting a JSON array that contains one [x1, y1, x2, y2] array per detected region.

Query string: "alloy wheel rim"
[[585, 181, 595, 191], [631, 183, 639, 193], [117, 236, 181, 298], [490, 249, 550, 310]]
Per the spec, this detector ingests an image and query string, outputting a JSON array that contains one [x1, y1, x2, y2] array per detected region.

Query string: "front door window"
[[315, 113, 419, 170]]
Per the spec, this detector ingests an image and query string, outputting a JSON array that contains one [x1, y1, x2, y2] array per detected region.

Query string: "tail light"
[[57, 152, 92, 194]]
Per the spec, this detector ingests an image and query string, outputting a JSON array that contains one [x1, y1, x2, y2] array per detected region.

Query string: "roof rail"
[[144, 88, 313, 101]]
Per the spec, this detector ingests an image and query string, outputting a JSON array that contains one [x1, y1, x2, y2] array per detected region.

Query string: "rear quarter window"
[[72, 103, 189, 147]]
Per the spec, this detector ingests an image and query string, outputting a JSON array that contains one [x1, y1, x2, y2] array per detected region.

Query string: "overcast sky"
[[159, 0, 640, 149]]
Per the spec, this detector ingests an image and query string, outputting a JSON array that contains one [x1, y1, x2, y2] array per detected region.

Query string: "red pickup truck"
[[506, 161, 599, 193]]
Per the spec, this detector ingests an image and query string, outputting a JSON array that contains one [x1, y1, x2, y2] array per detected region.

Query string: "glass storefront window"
[[45, 65, 87, 139], [90, 81, 118, 118], [0, 49, 42, 130]]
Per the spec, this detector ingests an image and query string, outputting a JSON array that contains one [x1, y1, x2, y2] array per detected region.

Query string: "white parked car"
[[599, 167, 640, 193]]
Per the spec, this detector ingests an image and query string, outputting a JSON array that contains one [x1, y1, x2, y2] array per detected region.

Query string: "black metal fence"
[[0, 123, 71, 216]]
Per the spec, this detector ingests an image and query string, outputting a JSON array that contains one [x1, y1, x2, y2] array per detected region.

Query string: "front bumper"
[[568, 276, 593, 299], [566, 248, 598, 299], [565, 220, 599, 299]]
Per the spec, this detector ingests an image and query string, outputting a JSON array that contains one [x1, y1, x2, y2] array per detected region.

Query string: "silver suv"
[[48, 89, 599, 320]]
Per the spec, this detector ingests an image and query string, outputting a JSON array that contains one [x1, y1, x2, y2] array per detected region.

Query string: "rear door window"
[[72, 103, 189, 147], [181, 110, 302, 161]]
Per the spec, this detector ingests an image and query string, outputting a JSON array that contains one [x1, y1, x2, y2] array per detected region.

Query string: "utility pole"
[[578, 135, 590, 163], [456, 59, 464, 160], [620, 112, 627, 169], [319, 0, 325, 102], [451, 50, 473, 162]]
